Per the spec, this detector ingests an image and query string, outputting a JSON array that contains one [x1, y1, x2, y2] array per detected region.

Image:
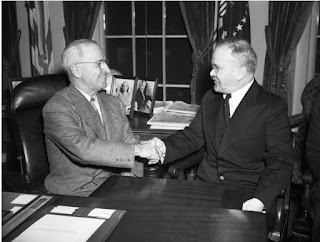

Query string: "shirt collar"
[[75, 87, 96, 102], [223, 79, 254, 101]]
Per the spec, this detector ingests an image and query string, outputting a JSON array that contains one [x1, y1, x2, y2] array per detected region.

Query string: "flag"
[[217, 1, 251, 43], [27, 1, 54, 76]]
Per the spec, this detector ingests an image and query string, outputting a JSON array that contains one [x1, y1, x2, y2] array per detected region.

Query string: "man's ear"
[[236, 66, 247, 81], [69, 65, 81, 79]]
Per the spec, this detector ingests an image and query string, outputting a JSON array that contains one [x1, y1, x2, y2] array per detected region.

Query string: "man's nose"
[[210, 69, 216, 77], [101, 61, 111, 73]]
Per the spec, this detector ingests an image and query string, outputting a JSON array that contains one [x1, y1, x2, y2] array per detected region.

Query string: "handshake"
[[135, 137, 166, 165]]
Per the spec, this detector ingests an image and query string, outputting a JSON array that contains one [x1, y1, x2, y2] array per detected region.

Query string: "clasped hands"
[[135, 137, 166, 165]]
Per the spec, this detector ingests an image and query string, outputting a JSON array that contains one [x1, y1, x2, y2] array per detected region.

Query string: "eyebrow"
[[211, 63, 221, 69]]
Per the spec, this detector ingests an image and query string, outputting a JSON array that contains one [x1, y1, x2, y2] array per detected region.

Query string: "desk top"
[[90, 176, 267, 241], [129, 113, 175, 136], [3, 177, 267, 241]]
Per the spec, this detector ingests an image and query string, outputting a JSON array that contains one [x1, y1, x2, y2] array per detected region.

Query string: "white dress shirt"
[[223, 79, 254, 118], [76, 88, 104, 124]]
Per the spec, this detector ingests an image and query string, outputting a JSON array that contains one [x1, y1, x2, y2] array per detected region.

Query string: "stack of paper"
[[165, 101, 200, 115], [153, 101, 174, 114], [148, 101, 200, 130]]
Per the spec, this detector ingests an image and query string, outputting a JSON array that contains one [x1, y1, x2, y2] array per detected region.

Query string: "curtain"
[[179, 1, 251, 104], [63, 1, 102, 47], [2, 1, 22, 98], [26, 1, 54, 76], [263, 2, 314, 112], [179, 2, 216, 104]]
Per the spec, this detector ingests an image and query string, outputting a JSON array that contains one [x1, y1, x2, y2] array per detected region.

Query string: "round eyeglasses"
[[74, 59, 108, 69]]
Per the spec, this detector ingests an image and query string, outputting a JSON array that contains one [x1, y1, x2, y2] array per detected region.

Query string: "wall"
[[249, 1, 268, 86]]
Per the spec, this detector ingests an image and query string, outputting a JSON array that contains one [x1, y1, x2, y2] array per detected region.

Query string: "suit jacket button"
[[219, 175, 224, 181]]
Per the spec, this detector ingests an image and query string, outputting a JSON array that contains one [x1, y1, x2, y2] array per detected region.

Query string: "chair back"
[[10, 74, 69, 185], [291, 75, 320, 184]]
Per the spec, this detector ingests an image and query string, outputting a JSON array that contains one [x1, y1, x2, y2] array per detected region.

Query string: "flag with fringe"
[[216, 1, 251, 43], [27, 1, 54, 76]]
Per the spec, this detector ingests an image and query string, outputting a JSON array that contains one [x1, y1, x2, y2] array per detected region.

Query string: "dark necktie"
[[224, 94, 231, 124]]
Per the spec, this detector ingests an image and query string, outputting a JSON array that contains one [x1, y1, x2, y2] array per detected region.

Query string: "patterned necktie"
[[224, 94, 231, 124], [90, 97, 98, 112]]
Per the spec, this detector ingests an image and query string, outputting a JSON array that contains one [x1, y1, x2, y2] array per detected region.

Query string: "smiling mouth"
[[99, 75, 107, 80]]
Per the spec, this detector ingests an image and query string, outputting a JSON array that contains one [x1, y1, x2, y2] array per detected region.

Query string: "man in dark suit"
[[306, 93, 320, 242], [43, 39, 161, 196], [148, 38, 294, 212]]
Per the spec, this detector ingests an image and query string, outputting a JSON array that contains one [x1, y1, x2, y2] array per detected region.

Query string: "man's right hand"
[[140, 137, 166, 164], [135, 142, 163, 165]]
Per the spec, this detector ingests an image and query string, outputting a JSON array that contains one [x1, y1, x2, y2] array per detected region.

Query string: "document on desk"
[[13, 214, 105, 242]]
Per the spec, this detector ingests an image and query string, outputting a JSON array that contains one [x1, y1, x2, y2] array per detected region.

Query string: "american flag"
[[27, 1, 53, 76], [216, 1, 251, 43]]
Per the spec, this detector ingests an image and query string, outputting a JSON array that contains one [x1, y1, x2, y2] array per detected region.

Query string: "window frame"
[[103, 1, 191, 102]]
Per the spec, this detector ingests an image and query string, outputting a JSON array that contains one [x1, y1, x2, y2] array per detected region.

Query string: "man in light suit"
[[43, 39, 162, 196], [148, 39, 294, 213]]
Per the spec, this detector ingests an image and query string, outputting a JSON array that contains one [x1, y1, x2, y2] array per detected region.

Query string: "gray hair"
[[61, 39, 99, 70], [215, 38, 257, 74]]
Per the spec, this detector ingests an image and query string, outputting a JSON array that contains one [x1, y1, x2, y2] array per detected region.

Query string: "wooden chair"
[[3, 74, 69, 193]]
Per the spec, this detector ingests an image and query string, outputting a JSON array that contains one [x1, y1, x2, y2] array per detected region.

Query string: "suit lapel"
[[206, 92, 224, 149], [96, 92, 121, 140], [219, 81, 264, 154], [67, 86, 107, 140]]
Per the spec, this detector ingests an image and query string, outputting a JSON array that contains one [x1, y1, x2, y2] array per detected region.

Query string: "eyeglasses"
[[74, 59, 108, 69]]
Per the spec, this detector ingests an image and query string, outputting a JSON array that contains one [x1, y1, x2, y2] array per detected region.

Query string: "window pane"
[[106, 39, 133, 77], [136, 38, 162, 80], [166, 2, 187, 35], [166, 39, 193, 84], [105, 2, 131, 35], [156, 87, 191, 103], [136, 1, 162, 35]]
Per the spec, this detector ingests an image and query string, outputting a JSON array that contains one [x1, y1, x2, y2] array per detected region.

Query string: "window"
[[104, 1, 193, 103]]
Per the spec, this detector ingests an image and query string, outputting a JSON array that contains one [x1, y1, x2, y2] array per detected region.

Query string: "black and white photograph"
[[132, 78, 158, 117], [111, 76, 137, 115]]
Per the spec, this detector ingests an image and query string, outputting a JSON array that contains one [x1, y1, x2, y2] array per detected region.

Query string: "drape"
[[179, 2, 216, 104], [2, 1, 21, 82], [2, 1, 21, 102], [263, 2, 314, 113], [63, 1, 102, 47]]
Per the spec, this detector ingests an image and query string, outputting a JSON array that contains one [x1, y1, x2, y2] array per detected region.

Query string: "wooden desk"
[[129, 113, 175, 140], [3, 177, 267, 241], [90, 176, 268, 241]]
